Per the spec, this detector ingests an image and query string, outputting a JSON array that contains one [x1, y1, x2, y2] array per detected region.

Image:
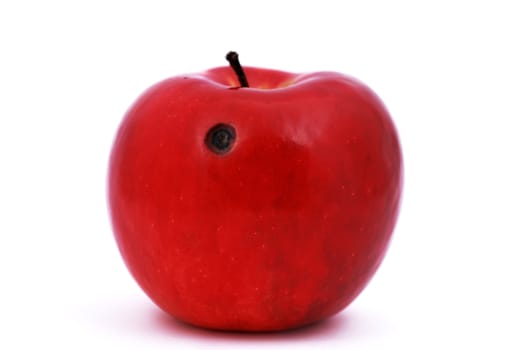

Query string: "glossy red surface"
[[108, 66, 403, 331]]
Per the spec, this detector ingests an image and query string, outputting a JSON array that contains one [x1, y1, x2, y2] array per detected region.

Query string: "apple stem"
[[226, 51, 249, 88]]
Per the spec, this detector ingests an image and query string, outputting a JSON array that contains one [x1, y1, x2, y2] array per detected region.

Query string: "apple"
[[108, 52, 403, 331]]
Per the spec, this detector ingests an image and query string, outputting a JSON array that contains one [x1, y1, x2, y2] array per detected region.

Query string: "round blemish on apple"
[[205, 123, 236, 155]]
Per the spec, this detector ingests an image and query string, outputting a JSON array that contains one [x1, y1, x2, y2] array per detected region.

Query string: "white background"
[[1, 1, 522, 349]]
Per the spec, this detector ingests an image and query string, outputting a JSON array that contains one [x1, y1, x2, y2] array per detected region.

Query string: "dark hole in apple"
[[205, 123, 236, 155]]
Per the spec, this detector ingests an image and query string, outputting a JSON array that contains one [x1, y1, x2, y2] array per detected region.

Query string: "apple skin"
[[108, 65, 403, 332]]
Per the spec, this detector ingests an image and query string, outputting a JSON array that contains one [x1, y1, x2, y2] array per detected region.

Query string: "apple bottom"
[[144, 260, 381, 332], [156, 286, 365, 332], [121, 223, 390, 332]]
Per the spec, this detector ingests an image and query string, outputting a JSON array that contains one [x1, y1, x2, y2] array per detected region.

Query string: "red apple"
[[108, 52, 403, 331]]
